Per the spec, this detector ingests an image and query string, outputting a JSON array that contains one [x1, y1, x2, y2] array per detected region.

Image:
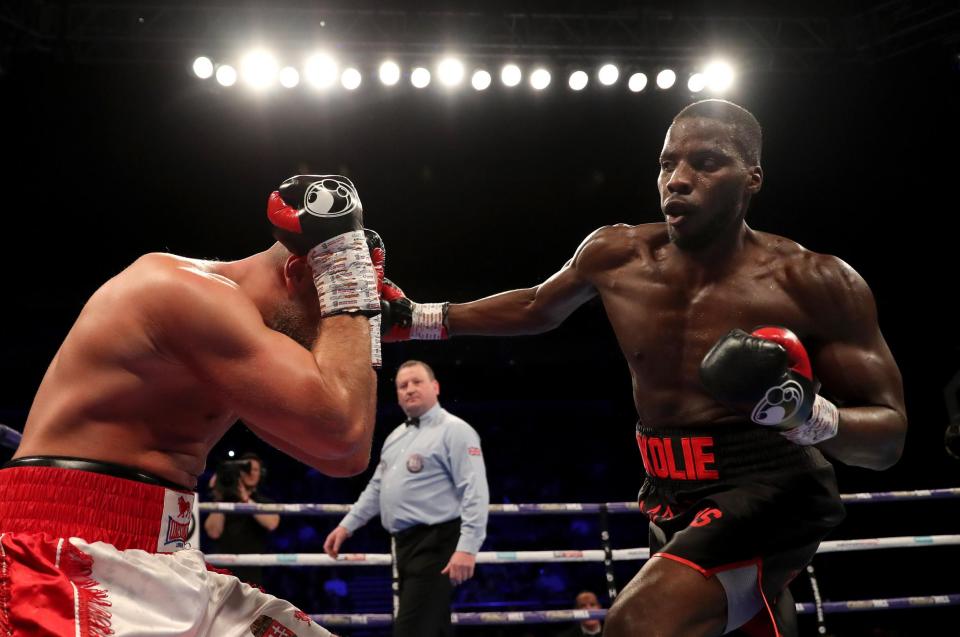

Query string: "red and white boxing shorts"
[[0, 462, 335, 636]]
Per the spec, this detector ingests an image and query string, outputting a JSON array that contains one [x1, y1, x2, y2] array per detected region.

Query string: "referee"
[[324, 359, 490, 637]]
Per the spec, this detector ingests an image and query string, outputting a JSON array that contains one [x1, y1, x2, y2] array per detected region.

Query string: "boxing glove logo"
[[303, 177, 360, 218], [751, 379, 805, 426]]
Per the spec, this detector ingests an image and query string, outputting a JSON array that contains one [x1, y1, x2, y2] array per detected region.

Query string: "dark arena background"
[[2, 1, 959, 636]]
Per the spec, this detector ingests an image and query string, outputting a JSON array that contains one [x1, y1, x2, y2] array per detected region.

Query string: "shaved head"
[[265, 241, 293, 269], [673, 99, 762, 166], [263, 242, 319, 349]]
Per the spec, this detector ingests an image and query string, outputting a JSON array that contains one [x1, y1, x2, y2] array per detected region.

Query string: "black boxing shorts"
[[635, 424, 845, 636]]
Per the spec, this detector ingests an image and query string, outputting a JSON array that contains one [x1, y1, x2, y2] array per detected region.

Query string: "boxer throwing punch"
[[0, 175, 382, 636], [380, 100, 907, 636]]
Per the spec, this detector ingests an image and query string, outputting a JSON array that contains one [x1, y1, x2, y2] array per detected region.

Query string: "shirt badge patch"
[[406, 453, 424, 473]]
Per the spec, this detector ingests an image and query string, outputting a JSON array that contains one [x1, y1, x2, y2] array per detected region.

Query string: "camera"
[[213, 459, 252, 502]]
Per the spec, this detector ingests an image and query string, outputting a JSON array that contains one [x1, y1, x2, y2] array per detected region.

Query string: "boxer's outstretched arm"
[[447, 228, 616, 336], [799, 255, 907, 470], [154, 266, 376, 467], [448, 259, 597, 336]]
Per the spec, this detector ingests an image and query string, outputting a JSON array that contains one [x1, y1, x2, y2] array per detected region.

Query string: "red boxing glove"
[[380, 278, 448, 342], [751, 326, 813, 383]]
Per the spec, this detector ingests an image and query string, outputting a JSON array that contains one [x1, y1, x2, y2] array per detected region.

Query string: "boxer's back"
[[15, 254, 240, 488]]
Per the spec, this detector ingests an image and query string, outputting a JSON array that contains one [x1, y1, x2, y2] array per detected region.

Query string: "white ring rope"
[[199, 487, 960, 517], [307, 595, 960, 626], [205, 534, 960, 567]]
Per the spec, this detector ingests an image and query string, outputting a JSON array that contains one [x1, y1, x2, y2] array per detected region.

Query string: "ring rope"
[[199, 487, 960, 517], [0, 424, 20, 450], [308, 595, 960, 626], [204, 534, 960, 567]]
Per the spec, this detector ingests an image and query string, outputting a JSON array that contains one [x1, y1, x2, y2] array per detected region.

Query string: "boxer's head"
[[659, 99, 763, 250], [265, 242, 322, 348]]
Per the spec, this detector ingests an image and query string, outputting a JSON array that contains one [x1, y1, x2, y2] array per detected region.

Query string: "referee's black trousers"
[[393, 517, 461, 637]]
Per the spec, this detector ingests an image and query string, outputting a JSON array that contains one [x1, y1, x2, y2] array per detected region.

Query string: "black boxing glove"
[[700, 326, 839, 446], [268, 175, 364, 255], [380, 278, 449, 341], [267, 175, 379, 318]]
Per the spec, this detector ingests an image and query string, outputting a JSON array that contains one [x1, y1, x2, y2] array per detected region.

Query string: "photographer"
[[204, 452, 280, 586]]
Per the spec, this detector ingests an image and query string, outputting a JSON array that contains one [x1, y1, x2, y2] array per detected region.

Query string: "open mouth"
[[663, 199, 694, 226], [664, 198, 694, 214]]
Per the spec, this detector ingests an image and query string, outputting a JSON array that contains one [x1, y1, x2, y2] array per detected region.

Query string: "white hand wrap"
[[307, 230, 381, 318], [781, 394, 839, 446], [369, 314, 382, 369], [410, 303, 447, 340]]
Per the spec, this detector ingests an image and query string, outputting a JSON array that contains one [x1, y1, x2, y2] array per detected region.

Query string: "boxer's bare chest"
[[596, 247, 815, 392]]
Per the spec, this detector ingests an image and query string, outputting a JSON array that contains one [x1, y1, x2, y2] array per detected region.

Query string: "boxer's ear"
[[283, 254, 311, 293], [747, 165, 763, 195]]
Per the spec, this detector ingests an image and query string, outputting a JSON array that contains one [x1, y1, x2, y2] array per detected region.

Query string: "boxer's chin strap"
[[410, 302, 449, 340], [781, 395, 839, 446]]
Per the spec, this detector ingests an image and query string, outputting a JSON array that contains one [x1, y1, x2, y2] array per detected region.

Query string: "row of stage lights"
[[192, 52, 736, 94]]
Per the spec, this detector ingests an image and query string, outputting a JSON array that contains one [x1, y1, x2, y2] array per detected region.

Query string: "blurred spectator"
[[204, 452, 279, 586]]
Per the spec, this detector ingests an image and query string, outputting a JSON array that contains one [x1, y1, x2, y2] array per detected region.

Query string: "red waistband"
[[0, 465, 195, 553]]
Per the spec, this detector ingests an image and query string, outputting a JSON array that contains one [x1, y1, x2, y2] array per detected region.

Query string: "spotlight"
[[656, 69, 676, 89], [379, 60, 401, 86], [215, 64, 237, 87], [304, 53, 338, 89], [471, 70, 492, 91], [438, 57, 465, 87], [530, 68, 551, 90], [688, 73, 706, 93], [568, 70, 588, 91], [627, 72, 648, 93], [704, 60, 735, 92], [192, 56, 214, 79], [341, 68, 362, 90], [240, 49, 278, 89], [279, 67, 300, 88], [501, 64, 522, 87], [411, 67, 431, 88], [598, 64, 619, 86]]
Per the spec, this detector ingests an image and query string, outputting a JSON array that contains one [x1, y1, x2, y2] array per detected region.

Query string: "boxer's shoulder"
[[120, 254, 257, 334], [773, 247, 865, 297], [758, 237, 874, 330], [575, 223, 660, 273], [123, 253, 241, 300]]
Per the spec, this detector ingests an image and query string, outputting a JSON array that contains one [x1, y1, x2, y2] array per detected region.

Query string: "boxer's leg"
[[605, 555, 728, 637]]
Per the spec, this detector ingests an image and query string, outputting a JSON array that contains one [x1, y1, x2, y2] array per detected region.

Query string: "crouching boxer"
[[0, 175, 381, 636], [376, 100, 907, 635]]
